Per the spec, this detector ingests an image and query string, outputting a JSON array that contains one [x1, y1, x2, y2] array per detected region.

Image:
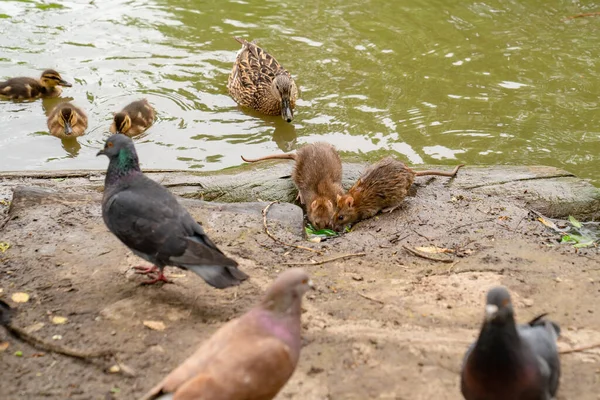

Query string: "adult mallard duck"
[[110, 99, 155, 137], [47, 102, 88, 138], [228, 37, 298, 122], [0, 69, 72, 100]]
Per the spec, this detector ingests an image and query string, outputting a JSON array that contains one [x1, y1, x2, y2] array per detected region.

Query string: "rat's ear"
[[310, 199, 319, 211], [336, 194, 342, 202], [345, 196, 354, 208]]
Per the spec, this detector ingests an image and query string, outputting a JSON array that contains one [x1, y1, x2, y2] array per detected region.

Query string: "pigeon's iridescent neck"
[[472, 321, 522, 371], [105, 148, 141, 187], [254, 308, 301, 361]]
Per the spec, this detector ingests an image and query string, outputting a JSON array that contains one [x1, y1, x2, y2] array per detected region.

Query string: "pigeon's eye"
[[107, 142, 114, 148], [301, 278, 308, 284]]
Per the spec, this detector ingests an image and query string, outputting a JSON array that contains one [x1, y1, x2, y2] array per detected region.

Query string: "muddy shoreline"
[[1, 164, 599, 399]]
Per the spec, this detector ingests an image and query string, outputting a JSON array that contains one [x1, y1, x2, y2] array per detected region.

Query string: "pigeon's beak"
[[485, 304, 499, 321], [58, 79, 72, 87], [281, 99, 293, 123], [96, 149, 105, 157], [307, 279, 316, 290]]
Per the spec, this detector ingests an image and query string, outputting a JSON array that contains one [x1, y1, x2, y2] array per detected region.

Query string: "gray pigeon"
[[97, 134, 248, 287], [460, 286, 561, 400]]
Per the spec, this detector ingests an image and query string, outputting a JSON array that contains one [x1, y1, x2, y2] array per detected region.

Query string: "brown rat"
[[241, 142, 344, 229], [333, 157, 464, 231]]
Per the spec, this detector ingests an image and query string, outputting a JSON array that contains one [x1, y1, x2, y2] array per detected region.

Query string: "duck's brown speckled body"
[[0, 69, 72, 101], [228, 37, 298, 122], [47, 102, 88, 139], [110, 99, 155, 137]]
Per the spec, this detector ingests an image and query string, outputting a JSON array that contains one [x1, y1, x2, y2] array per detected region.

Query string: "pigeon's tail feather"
[[185, 264, 249, 289], [173, 236, 239, 267], [528, 313, 561, 337]]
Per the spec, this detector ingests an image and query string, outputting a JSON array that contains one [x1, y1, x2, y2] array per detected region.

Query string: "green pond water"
[[0, 0, 599, 185]]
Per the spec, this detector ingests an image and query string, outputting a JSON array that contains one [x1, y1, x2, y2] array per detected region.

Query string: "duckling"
[[110, 99, 155, 137], [227, 37, 298, 122], [47, 102, 88, 138], [0, 69, 72, 100]]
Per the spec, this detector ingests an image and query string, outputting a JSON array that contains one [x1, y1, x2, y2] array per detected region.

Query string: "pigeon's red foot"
[[133, 265, 160, 275], [141, 272, 171, 285], [132, 265, 171, 284]]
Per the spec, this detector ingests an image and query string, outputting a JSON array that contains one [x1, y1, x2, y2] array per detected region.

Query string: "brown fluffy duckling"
[[109, 99, 156, 137], [0, 69, 72, 100], [228, 37, 298, 122], [47, 103, 88, 139]]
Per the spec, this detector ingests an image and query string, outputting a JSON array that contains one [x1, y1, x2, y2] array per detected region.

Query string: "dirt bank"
[[0, 164, 599, 400]]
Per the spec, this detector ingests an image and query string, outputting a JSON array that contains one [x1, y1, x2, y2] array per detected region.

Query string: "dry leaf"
[[51, 316, 68, 325], [143, 320, 166, 331], [24, 322, 45, 333], [52, 335, 62, 340], [414, 246, 453, 254], [537, 217, 559, 230], [11, 292, 30, 303], [0, 342, 9, 352]]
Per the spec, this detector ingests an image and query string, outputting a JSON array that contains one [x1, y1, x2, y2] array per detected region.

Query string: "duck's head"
[[113, 112, 132, 134], [58, 106, 78, 136], [271, 74, 294, 123], [40, 70, 72, 89]]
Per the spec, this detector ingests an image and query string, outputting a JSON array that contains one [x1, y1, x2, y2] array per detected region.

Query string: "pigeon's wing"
[[519, 318, 561, 397], [103, 181, 188, 260], [141, 321, 295, 400]]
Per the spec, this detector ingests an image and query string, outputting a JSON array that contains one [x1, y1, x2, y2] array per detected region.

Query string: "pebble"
[[523, 298, 534, 307]]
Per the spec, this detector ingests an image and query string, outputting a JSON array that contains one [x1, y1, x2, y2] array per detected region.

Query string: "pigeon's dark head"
[[97, 134, 136, 159], [484, 286, 514, 325], [262, 268, 315, 314]]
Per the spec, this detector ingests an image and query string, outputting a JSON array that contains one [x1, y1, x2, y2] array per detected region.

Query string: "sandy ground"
[[0, 170, 599, 400]]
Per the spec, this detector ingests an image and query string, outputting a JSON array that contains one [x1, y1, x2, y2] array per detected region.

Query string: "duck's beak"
[[64, 122, 73, 135], [281, 99, 293, 123], [59, 79, 72, 87]]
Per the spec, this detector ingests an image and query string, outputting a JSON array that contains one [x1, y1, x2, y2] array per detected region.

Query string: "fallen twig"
[[563, 12, 600, 21], [284, 252, 366, 266], [262, 201, 323, 255], [403, 245, 455, 263], [447, 218, 496, 233], [559, 342, 600, 354], [0, 215, 11, 232], [410, 227, 432, 241], [357, 293, 385, 305], [5, 323, 113, 360]]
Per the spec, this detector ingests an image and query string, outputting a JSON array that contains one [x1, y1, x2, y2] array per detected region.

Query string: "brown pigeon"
[[460, 286, 561, 400], [140, 268, 314, 400]]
